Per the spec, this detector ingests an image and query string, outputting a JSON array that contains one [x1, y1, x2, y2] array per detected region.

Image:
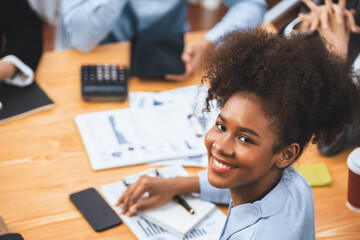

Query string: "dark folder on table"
[[130, 33, 186, 78], [0, 81, 54, 124]]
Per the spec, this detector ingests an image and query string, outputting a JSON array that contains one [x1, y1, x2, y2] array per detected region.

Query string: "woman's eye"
[[216, 123, 226, 132], [238, 135, 253, 143]]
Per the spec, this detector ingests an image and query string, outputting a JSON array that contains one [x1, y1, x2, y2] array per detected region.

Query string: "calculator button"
[[119, 77, 126, 83]]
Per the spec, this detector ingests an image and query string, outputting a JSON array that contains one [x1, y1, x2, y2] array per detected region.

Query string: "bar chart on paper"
[[135, 217, 212, 240], [114, 206, 225, 240], [75, 103, 207, 170]]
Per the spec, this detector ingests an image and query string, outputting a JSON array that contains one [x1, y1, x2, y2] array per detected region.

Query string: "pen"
[[173, 195, 195, 214], [155, 169, 195, 215], [122, 180, 129, 187]]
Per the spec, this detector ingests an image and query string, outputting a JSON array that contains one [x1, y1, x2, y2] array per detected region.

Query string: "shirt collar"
[[221, 167, 291, 239]]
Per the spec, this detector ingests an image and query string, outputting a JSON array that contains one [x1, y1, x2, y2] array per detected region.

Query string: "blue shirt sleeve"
[[57, 0, 267, 51], [58, 0, 128, 52], [199, 170, 231, 204], [205, 0, 267, 42]]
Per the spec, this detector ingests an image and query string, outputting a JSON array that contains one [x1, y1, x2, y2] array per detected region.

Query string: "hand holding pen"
[[155, 169, 195, 215], [116, 169, 199, 217], [116, 173, 183, 217]]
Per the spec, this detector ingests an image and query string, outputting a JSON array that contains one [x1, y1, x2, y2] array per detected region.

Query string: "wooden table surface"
[[1, 31, 359, 240]]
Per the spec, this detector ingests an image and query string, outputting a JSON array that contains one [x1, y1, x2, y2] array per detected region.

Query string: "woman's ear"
[[276, 143, 300, 169]]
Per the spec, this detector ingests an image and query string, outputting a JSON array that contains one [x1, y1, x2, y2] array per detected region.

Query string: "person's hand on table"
[[116, 176, 179, 217], [299, 0, 360, 58], [165, 39, 213, 81], [0, 60, 17, 81]]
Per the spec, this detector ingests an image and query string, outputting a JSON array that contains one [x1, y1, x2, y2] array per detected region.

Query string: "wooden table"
[[1, 31, 359, 240]]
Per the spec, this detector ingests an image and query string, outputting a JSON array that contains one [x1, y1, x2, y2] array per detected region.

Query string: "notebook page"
[[140, 196, 215, 237], [100, 165, 226, 240], [101, 180, 226, 240]]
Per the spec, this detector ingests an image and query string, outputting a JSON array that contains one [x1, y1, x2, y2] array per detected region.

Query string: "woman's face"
[[205, 93, 282, 191]]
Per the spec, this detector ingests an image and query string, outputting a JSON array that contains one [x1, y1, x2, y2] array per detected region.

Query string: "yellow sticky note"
[[294, 162, 332, 187]]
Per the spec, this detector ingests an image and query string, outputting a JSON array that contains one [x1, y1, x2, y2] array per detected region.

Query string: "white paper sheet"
[[129, 85, 219, 168], [75, 103, 207, 170]]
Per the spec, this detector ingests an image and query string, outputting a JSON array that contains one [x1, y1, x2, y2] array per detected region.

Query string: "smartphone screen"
[[70, 187, 122, 232]]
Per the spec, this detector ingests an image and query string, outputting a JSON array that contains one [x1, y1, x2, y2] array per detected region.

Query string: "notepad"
[[140, 195, 215, 237], [294, 162, 332, 187], [124, 166, 216, 237], [0, 82, 54, 124], [100, 165, 226, 240]]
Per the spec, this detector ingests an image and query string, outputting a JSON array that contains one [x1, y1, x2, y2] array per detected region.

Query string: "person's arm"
[[166, 0, 267, 81], [299, 0, 360, 59], [205, 0, 267, 42], [0, 56, 34, 87], [300, 0, 360, 33], [0, 0, 42, 87], [3, 0, 43, 72], [116, 175, 200, 217], [116, 169, 231, 217], [58, 0, 128, 52]]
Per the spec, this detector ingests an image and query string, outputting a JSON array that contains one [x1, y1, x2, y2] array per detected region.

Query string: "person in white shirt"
[[115, 29, 360, 239]]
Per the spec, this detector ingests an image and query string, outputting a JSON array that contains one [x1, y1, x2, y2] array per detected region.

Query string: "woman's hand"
[[165, 39, 213, 81], [116, 175, 200, 217], [116, 176, 177, 216]]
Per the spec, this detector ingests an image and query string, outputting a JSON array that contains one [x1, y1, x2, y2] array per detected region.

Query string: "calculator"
[[81, 64, 128, 101]]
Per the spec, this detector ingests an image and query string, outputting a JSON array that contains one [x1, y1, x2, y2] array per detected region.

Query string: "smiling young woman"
[[205, 93, 289, 206], [116, 29, 360, 239]]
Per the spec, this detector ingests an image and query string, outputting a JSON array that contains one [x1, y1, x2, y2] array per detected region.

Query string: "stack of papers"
[[76, 85, 219, 170]]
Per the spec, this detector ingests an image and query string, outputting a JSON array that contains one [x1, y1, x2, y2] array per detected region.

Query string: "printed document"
[[76, 103, 207, 170]]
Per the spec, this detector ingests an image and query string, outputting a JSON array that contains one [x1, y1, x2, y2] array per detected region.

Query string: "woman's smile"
[[210, 155, 238, 173]]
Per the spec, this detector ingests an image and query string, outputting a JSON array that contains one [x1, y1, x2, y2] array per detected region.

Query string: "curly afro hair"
[[202, 29, 360, 158]]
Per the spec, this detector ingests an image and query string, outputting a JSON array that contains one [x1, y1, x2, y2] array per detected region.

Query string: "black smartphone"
[[70, 187, 122, 232]]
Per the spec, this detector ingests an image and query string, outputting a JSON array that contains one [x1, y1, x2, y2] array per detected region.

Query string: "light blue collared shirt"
[[199, 167, 315, 240], [56, 0, 267, 52]]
